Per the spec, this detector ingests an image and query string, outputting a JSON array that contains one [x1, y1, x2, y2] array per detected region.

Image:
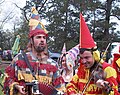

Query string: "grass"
[[0, 67, 4, 95]]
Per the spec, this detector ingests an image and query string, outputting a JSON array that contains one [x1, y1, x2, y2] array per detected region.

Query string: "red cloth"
[[79, 13, 96, 48], [29, 29, 48, 38], [112, 53, 120, 84], [3, 52, 65, 95], [66, 62, 119, 95]]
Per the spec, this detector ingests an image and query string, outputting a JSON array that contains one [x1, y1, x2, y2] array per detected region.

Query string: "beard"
[[34, 43, 46, 53]]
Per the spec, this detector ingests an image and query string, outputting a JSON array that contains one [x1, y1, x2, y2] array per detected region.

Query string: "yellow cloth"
[[29, 18, 39, 26], [31, 7, 38, 14], [116, 58, 120, 67], [104, 66, 117, 79], [93, 50, 104, 64]]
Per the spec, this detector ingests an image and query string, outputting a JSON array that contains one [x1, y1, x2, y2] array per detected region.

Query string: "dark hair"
[[79, 48, 97, 54]]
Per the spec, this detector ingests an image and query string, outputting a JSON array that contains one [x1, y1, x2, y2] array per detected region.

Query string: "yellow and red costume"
[[66, 61, 119, 95], [66, 13, 119, 95], [112, 52, 120, 91], [3, 52, 65, 95]]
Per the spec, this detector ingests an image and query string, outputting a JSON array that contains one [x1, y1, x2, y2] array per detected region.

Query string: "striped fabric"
[[67, 44, 79, 62], [3, 52, 65, 95]]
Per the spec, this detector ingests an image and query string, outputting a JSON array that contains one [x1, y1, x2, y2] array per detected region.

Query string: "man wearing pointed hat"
[[3, 7, 65, 95], [66, 14, 119, 95]]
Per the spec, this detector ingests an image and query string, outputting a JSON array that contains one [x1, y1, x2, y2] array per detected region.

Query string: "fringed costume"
[[3, 52, 65, 95]]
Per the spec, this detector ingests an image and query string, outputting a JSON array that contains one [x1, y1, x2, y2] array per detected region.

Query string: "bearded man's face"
[[32, 34, 47, 53]]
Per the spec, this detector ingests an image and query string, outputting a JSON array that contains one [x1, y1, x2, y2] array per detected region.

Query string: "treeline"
[[0, 0, 120, 52]]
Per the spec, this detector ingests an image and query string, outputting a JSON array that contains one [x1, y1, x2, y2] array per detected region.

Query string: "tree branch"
[[13, 3, 29, 22], [0, 0, 5, 5], [0, 9, 14, 28], [110, 15, 120, 20], [38, 0, 48, 13]]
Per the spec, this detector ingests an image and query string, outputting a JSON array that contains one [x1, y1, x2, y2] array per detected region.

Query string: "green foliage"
[[15, 17, 29, 50], [38, 0, 120, 51], [0, 68, 4, 95], [0, 0, 120, 52], [0, 29, 14, 50]]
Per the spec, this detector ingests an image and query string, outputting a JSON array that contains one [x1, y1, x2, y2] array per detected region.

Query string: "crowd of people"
[[2, 7, 120, 95]]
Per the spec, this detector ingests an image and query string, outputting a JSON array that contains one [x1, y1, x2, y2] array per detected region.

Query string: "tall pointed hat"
[[67, 44, 79, 61], [62, 43, 66, 54], [29, 7, 48, 38], [79, 13, 96, 49]]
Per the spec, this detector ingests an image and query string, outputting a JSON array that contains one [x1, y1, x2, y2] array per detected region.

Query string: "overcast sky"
[[0, 0, 26, 30], [0, 0, 120, 33]]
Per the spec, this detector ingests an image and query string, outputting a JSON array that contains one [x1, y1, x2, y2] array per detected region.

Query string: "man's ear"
[[30, 38, 34, 45]]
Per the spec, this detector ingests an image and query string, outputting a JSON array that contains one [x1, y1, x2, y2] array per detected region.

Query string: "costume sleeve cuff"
[[9, 82, 19, 95]]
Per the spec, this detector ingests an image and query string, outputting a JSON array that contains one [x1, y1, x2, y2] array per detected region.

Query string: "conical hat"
[[62, 43, 66, 54], [29, 7, 48, 38], [79, 13, 96, 49]]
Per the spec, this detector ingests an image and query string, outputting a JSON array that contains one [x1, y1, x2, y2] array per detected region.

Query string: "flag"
[[12, 35, 20, 56]]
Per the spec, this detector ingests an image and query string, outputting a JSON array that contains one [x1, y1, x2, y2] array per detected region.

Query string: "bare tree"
[[0, 0, 5, 5], [0, 10, 15, 28]]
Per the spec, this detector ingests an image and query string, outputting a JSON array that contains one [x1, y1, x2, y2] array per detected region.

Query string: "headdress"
[[79, 13, 103, 64], [61, 43, 66, 54], [29, 7, 48, 38], [79, 13, 96, 49], [67, 44, 79, 61]]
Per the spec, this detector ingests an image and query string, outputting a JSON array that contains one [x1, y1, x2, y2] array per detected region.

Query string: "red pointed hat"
[[29, 7, 48, 38], [79, 13, 96, 49]]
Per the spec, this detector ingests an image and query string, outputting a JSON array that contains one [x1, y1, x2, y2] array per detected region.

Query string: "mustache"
[[39, 42, 45, 45], [35, 46, 45, 52]]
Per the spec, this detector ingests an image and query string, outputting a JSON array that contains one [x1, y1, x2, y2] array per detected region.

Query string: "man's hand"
[[96, 79, 109, 88], [15, 84, 26, 94], [96, 79, 113, 94]]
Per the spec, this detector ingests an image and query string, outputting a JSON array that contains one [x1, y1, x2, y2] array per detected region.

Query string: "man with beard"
[[3, 7, 65, 95]]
